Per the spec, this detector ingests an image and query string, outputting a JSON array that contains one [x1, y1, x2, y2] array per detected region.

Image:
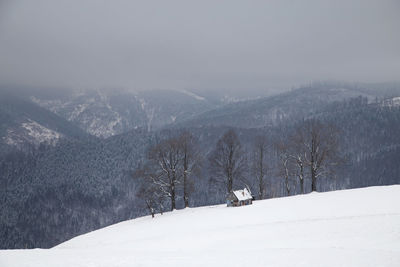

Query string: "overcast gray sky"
[[0, 0, 399, 91]]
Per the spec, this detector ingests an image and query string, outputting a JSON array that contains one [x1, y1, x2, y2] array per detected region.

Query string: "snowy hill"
[[1, 186, 399, 267]]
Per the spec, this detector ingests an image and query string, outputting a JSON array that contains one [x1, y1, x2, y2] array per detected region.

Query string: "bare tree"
[[136, 179, 158, 218], [276, 140, 292, 196], [288, 132, 307, 194], [178, 131, 201, 208], [253, 135, 268, 200], [209, 129, 247, 194], [292, 154, 305, 194], [294, 119, 340, 192], [136, 131, 202, 211], [147, 136, 182, 211], [133, 168, 166, 218]]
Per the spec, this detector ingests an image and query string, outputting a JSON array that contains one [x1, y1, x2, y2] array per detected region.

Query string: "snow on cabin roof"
[[233, 188, 252, 201]]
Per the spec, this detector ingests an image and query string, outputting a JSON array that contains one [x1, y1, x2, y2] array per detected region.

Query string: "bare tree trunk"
[[227, 171, 233, 193], [279, 156, 291, 196], [183, 149, 189, 208], [145, 200, 155, 218], [228, 149, 233, 193], [277, 140, 291, 197], [159, 202, 164, 215], [311, 168, 317, 192], [253, 135, 268, 200], [299, 163, 304, 194], [284, 159, 290, 196], [170, 182, 176, 211], [258, 145, 264, 200], [295, 156, 304, 194], [179, 131, 200, 208], [171, 159, 177, 211], [311, 133, 317, 192], [168, 141, 180, 211]]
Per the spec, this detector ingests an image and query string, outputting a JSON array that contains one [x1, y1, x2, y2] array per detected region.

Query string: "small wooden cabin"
[[227, 188, 253, 207]]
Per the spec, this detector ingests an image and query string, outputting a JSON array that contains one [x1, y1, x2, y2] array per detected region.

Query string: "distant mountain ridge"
[[29, 89, 218, 137], [176, 82, 400, 129], [0, 91, 88, 152], [7, 86, 280, 139], [1, 82, 399, 149]]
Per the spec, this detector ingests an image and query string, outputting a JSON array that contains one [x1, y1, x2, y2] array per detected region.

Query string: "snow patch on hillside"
[[21, 120, 61, 142], [382, 96, 400, 107], [3, 119, 62, 147], [138, 98, 155, 131], [179, 89, 205, 101], [32, 93, 126, 138], [1, 185, 399, 267], [221, 95, 261, 104]]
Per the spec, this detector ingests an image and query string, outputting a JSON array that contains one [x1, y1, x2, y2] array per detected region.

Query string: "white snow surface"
[[1, 185, 400, 267]]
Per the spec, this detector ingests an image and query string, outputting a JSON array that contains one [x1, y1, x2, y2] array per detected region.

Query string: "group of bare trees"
[[209, 120, 340, 200], [277, 119, 341, 196], [134, 131, 200, 217], [135, 119, 341, 217]]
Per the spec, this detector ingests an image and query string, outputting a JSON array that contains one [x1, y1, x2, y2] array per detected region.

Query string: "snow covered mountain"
[[26, 87, 280, 138], [176, 83, 386, 129], [1, 185, 399, 267], [8, 82, 396, 138], [0, 91, 87, 151], [30, 89, 217, 137]]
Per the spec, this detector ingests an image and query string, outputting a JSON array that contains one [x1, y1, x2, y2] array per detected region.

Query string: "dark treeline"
[[1, 96, 400, 249]]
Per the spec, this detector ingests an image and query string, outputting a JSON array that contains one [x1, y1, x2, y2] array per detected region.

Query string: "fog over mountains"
[[1, 1, 399, 89], [0, 86, 275, 144], [1, 81, 400, 249]]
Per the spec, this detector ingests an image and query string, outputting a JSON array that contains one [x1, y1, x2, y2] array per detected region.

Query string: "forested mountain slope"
[[0, 129, 149, 248]]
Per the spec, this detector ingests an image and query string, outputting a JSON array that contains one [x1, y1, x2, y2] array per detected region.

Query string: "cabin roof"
[[233, 188, 252, 201]]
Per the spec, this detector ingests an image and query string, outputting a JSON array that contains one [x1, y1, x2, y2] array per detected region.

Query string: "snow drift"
[[1, 185, 400, 267]]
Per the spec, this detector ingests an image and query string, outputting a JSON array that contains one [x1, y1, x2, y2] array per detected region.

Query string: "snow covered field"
[[1, 185, 400, 267]]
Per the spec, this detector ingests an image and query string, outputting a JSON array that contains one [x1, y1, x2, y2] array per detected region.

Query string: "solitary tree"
[[209, 129, 247, 194], [147, 136, 182, 211]]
